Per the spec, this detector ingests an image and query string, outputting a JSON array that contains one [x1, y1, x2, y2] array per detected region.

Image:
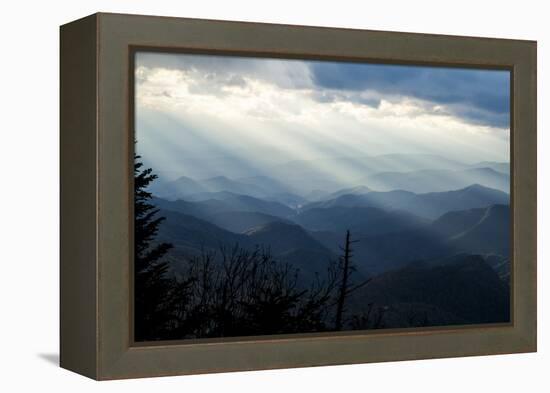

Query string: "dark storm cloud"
[[310, 62, 510, 128]]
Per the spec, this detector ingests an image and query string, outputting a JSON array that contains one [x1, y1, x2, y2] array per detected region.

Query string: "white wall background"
[[0, 0, 546, 390]]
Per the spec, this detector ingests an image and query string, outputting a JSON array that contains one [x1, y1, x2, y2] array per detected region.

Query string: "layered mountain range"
[[149, 154, 511, 328]]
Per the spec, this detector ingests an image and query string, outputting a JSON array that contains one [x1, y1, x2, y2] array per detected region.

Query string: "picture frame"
[[60, 12, 537, 380]]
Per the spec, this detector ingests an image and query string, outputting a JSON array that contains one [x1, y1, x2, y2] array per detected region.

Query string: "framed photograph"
[[60, 13, 537, 380]]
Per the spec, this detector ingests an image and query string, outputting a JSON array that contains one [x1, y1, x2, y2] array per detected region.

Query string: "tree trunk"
[[335, 230, 352, 331]]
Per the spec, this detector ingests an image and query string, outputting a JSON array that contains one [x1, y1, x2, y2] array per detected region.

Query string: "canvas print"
[[133, 51, 511, 342]]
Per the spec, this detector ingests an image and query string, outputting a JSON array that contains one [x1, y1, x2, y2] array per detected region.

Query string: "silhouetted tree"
[[334, 230, 371, 330], [134, 153, 175, 341]]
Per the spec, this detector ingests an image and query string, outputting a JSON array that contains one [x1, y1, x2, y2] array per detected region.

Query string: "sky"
[[135, 51, 510, 181]]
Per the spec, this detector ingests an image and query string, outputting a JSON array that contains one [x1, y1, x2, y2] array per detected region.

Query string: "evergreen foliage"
[[134, 154, 175, 341]]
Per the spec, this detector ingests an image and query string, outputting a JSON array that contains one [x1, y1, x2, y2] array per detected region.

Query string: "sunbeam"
[[135, 51, 510, 196]]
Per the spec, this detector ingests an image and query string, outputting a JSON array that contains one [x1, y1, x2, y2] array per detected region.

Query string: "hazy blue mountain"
[[303, 189, 415, 211], [447, 204, 510, 256], [153, 194, 294, 221], [324, 185, 372, 200], [151, 155, 509, 201], [432, 205, 492, 237], [157, 209, 252, 253], [157, 210, 336, 281], [468, 161, 509, 174], [245, 221, 337, 279], [264, 192, 310, 208], [308, 204, 510, 274], [303, 184, 508, 219], [155, 175, 269, 200], [183, 190, 241, 202], [205, 211, 290, 233], [353, 254, 510, 327], [203, 194, 295, 217], [345, 228, 451, 274], [309, 226, 446, 269], [291, 206, 429, 236], [153, 174, 309, 209], [363, 167, 509, 193], [411, 184, 509, 218], [245, 221, 329, 255], [200, 176, 268, 197], [155, 175, 208, 199], [181, 189, 306, 209], [152, 197, 218, 222]]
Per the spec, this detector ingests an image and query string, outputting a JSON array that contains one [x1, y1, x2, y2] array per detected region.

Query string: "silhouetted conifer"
[[134, 153, 175, 341]]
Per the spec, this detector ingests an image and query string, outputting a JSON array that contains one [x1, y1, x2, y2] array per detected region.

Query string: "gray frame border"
[[60, 12, 536, 380]]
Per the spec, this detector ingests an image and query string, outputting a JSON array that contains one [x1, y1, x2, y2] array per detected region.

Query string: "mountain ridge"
[[302, 184, 509, 219]]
